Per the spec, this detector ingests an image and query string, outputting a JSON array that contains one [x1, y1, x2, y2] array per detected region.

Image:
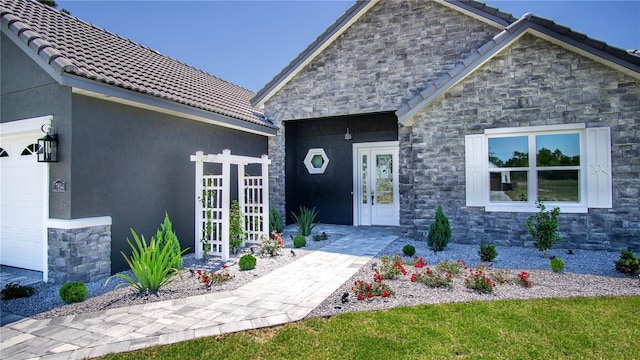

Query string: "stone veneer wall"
[[402, 34, 640, 251], [265, 0, 500, 219], [48, 225, 111, 284]]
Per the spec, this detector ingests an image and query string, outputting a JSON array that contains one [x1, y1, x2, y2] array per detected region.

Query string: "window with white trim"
[[465, 124, 612, 213]]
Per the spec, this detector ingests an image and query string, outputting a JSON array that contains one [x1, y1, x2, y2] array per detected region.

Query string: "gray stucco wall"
[[71, 94, 268, 273], [264, 0, 500, 219], [403, 34, 640, 251], [1, 32, 73, 218]]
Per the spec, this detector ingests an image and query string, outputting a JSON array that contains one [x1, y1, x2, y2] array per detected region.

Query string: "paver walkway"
[[1, 227, 399, 359]]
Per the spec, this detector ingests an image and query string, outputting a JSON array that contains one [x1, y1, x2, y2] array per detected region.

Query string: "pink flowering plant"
[[352, 271, 395, 300], [196, 265, 234, 287], [411, 266, 453, 288], [464, 264, 496, 293], [516, 271, 533, 287], [260, 232, 285, 256], [379, 254, 408, 279]]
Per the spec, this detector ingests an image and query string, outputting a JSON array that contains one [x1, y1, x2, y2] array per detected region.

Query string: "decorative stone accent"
[[403, 35, 639, 251], [263, 0, 640, 251], [48, 225, 111, 284]]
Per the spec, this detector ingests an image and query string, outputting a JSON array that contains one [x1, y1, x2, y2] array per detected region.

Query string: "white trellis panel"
[[243, 176, 266, 244], [200, 175, 223, 257], [192, 150, 270, 261]]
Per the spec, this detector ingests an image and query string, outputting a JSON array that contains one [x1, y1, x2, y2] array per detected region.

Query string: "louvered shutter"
[[586, 127, 612, 208], [465, 134, 487, 206]]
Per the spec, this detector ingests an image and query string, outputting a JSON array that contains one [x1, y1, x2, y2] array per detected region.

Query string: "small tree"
[[525, 201, 562, 257], [428, 205, 451, 252], [154, 213, 183, 269]]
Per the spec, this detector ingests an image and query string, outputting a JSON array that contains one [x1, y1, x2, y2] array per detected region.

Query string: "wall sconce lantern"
[[37, 124, 58, 163], [345, 127, 352, 141]]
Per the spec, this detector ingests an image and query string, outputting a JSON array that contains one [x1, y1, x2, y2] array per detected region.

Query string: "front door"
[[353, 142, 399, 226]]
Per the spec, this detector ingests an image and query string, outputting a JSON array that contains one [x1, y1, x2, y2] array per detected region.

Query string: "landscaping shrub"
[[293, 234, 307, 248], [402, 244, 416, 257], [269, 207, 284, 234], [196, 267, 234, 286], [549, 257, 565, 273], [464, 265, 496, 292], [239, 254, 257, 271], [516, 271, 533, 287], [428, 205, 451, 252], [526, 201, 562, 257], [59, 282, 87, 304], [352, 272, 394, 300], [435, 259, 465, 276], [107, 228, 187, 293], [614, 250, 640, 275], [1, 282, 35, 300], [154, 213, 183, 269], [489, 269, 511, 284], [478, 243, 498, 262], [379, 254, 407, 279], [291, 206, 319, 236], [260, 233, 285, 256], [411, 267, 453, 288]]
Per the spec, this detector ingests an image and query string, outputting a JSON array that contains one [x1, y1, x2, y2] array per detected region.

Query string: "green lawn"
[[100, 296, 640, 359]]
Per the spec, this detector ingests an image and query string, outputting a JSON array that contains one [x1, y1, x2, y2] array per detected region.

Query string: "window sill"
[[484, 204, 588, 214]]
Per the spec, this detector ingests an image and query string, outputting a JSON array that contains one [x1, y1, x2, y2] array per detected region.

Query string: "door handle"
[[371, 193, 375, 205]]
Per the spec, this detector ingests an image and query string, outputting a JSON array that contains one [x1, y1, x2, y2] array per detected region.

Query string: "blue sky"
[[56, 0, 640, 92]]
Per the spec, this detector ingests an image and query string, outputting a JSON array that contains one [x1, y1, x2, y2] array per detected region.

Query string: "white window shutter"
[[586, 127, 612, 208], [465, 134, 487, 206]]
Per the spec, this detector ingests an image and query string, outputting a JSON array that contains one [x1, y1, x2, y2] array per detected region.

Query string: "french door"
[[353, 142, 399, 226]]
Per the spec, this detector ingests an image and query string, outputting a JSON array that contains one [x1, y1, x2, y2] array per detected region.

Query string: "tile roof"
[[0, 0, 272, 129]]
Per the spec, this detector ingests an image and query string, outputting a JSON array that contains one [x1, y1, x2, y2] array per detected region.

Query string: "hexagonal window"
[[304, 148, 329, 174]]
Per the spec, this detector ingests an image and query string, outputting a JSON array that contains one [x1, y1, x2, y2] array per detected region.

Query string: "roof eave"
[[62, 73, 277, 137]]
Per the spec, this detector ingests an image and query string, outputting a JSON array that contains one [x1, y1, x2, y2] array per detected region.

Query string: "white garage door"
[[0, 131, 47, 271]]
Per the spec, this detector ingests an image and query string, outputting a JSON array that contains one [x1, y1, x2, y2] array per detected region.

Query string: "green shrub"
[[478, 244, 498, 262], [549, 257, 565, 273], [291, 206, 319, 237], [239, 254, 257, 271], [59, 282, 87, 304], [614, 250, 640, 275], [411, 267, 453, 288], [428, 205, 451, 252], [106, 228, 188, 293], [435, 259, 465, 276], [1, 282, 35, 300], [402, 244, 416, 257], [293, 234, 307, 248], [269, 207, 283, 234], [154, 213, 183, 269], [526, 201, 562, 257], [229, 200, 246, 253]]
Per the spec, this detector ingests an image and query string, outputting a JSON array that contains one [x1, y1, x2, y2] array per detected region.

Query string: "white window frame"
[[465, 123, 612, 213]]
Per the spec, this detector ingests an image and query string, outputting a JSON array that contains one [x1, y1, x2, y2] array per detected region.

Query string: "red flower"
[[357, 293, 365, 301], [411, 274, 418, 282], [367, 293, 374, 299], [381, 291, 389, 298]]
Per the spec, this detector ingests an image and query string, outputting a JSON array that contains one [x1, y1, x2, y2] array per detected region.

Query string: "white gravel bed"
[[2, 234, 639, 321], [308, 238, 640, 318]]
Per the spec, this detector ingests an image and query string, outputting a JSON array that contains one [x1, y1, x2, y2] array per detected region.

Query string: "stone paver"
[[0, 226, 398, 359]]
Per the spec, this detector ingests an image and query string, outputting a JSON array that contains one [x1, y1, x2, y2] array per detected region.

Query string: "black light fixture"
[[37, 124, 58, 162], [345, 127, 352, 141]]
